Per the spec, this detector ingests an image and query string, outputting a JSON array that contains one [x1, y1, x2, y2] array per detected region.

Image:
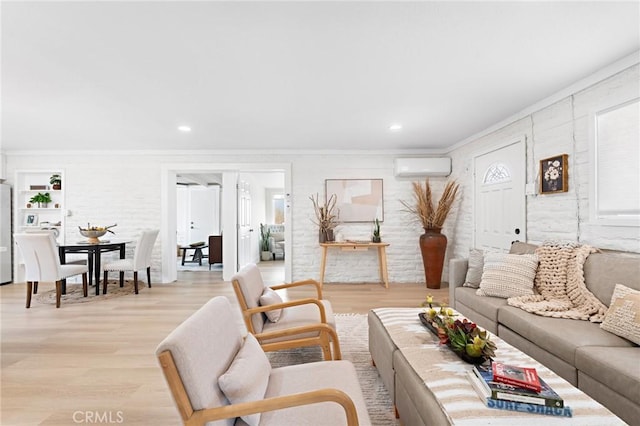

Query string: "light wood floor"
[[0, 262, 447, 425]]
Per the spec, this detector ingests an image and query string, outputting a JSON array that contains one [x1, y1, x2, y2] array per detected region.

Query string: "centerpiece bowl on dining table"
[[79, 224, 116, 244], [79, 229, 107, 244]]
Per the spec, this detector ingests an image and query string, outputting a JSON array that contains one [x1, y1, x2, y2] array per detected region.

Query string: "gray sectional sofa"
[[449, 242, 640, 425]]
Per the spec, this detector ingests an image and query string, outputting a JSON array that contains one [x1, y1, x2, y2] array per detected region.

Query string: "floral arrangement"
[[422, 295, 496, 362], [543, 159, 562, 191], [400, 179, 459, 230]]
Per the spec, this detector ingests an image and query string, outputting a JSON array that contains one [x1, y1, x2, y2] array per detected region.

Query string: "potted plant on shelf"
[[29, 192, 52, 208], [50, 174, 62, 190], [260, 224, 271, 261], [309, 193, 338, 243], [401, 179, 459, 289]]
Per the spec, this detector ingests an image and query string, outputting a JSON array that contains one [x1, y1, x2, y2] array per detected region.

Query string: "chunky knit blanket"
[[508, 242, 608, 322]]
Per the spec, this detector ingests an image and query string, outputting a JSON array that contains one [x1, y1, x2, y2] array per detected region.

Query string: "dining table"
[[58, 239, 131, 295]]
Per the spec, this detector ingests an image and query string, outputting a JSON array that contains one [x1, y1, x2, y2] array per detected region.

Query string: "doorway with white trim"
[[161, 163, 292, 283]]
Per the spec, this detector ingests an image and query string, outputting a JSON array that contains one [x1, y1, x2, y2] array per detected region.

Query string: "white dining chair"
[[14, 233, 88, 308], [102, 229, 159, 295]]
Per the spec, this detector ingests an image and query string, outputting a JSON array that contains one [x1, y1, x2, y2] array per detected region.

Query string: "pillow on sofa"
[[476, 253, 538, 298], [600, 283, 640, 345], [259, 288, 283, 322], [218, 334, 271, 426], [463, 249, 484, 288]]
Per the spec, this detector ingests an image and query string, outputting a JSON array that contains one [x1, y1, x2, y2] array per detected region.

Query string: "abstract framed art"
[[325, 178, 384, 222]]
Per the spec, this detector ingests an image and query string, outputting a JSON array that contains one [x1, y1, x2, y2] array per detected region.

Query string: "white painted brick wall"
[[448, 63, 640, 259], [6, 65, 638, 284]]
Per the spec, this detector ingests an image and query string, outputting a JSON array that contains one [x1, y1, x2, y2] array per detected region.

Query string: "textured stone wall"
[[447, 64, 640, 262], [6, 64, 638, 284]]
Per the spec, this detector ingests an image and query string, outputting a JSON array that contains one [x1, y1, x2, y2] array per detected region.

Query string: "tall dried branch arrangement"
[[309, 193, 338, 231], [401, 179, 459, 229]]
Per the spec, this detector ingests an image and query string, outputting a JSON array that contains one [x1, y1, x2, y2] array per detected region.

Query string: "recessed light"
[[178, 126, 191, 132], [389, 124, 402, 132]]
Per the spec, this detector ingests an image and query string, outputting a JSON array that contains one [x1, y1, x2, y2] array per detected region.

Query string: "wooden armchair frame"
[[157, 350, 359, 426], [231, 277, 341, 360]]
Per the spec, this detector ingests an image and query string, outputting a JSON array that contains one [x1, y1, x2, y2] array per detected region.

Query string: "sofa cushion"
[[218, 334, 271, 426], [477, 253, 538, 298], [260, 288, 283, 323], [600, 283, 640, 345], [463, 249, 484, 288], [575, 346, 640, 406], [583, 251, 640, 306], [455, 287, 508, 324], [498, 305, 635, 365]]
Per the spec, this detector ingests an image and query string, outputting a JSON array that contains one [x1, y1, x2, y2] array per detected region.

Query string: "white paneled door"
[[237, 180, 253, 270], [474, 139, 526, 251], [176, 185, 218, 247]]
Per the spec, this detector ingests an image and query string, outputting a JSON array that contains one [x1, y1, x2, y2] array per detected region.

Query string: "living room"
[[1, 1, 639, 425]]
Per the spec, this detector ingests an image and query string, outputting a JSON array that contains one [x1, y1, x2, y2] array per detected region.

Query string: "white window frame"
[[589, 96, 640, 227]]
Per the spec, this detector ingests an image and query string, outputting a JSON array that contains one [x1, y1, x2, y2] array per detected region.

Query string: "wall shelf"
[[13, 169, 66, 282]]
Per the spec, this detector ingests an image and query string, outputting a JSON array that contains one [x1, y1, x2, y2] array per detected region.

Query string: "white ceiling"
[[2, 1, 639, 152]]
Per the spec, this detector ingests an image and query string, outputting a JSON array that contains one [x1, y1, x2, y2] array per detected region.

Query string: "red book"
[[491, 362, 542, 393]]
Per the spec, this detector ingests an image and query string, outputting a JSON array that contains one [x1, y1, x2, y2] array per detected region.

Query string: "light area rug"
[[34, 279, 144, 305], [267, 313, 400, 426]]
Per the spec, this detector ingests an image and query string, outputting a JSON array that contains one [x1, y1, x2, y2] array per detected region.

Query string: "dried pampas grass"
[[401, 179, 459, 229]]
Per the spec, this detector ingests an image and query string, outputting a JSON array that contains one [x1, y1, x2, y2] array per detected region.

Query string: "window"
[[272, 195, 285, 224], [590, 98, 640, 226], [483, 163, 511, 185]]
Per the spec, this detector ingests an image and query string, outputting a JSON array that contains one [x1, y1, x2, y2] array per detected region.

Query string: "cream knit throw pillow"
[[476, 253, 538, 298]]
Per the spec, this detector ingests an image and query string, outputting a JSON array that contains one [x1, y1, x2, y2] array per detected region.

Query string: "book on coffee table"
[[473, 364, 564, 408], [492, 361, 542, 392], [467, 371, 573, 417]]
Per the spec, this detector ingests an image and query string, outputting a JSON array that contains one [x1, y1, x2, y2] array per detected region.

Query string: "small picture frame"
[[25, 214, 38, 226], [540, 154, 568, 194]]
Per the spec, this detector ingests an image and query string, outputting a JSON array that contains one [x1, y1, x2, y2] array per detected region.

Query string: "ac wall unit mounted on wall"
[[394, 157, 452, 177]]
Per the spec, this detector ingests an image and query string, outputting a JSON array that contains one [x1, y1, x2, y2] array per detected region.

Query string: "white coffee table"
[[368, 307, 625, 425]]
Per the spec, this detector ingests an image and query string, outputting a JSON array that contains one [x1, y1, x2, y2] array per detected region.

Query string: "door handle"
[[514, 228, 520, 235]]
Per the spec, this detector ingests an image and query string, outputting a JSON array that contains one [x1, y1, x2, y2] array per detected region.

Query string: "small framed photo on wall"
[[25, 214, 38, 226], [540, 154, 568, 194]]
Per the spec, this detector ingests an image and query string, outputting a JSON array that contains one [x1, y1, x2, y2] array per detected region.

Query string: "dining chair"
[[231, 263, 341, 361], [14, 233, 88, 308], [102, 229, 159, 295]]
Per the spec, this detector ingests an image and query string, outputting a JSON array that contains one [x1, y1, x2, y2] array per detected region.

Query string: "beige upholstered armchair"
[[267, 224, 285, 260], [231, 263, 341, 361], [156, 296, 371, 426]]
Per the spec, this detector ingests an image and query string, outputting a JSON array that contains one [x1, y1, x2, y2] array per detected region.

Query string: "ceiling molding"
[[445, 50, 640, 154]]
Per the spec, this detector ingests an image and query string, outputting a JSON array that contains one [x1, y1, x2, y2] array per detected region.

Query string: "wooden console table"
[[319, 242, 390, 288]]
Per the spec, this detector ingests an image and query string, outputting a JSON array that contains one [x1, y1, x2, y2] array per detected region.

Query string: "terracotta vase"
[[419, 228, 447, 289]]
